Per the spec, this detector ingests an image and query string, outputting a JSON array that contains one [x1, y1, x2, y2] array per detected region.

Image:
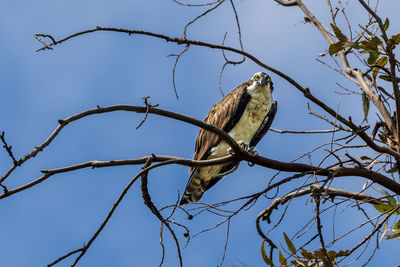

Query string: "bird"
[[180, 72, 277, 205]]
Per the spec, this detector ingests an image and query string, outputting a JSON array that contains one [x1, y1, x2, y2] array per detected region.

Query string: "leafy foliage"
[[328, 21, 399, 84], [261, 233, 349, 266]]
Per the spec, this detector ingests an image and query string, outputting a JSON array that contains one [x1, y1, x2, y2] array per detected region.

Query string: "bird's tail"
[[180, 169, 206, 206]]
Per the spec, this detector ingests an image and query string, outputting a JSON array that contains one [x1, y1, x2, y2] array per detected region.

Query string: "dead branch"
[[0, 131, 19, 166], [256, 184, 389, 225], [140, 157, 183, 267], [270, 128, 341, 134], [0, 104, 241, 185]]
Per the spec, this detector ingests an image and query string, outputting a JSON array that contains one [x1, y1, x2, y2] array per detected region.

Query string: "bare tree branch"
[[257, 185, 389, 223], [33, 26, 400, 159], [270, 128, 342, 134], [140, 157, 183, 267]]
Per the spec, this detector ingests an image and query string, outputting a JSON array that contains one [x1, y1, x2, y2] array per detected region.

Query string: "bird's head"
[[251, 72, 273, 92]]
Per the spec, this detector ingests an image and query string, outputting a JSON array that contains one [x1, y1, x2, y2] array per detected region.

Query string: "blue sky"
[[1, 0, 400, 266]]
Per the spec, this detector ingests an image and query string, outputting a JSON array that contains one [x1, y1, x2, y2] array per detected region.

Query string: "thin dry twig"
[[0, 131, 19, 166], [307, 103, 352, 132], [183, 0, 225, 38], [169, 45, 189, 99], [218, 219, 231, 267], [270, 128, 341, 134], [140, 157, 183, 267], [136, 96, 159, 129], [314, 195, 329, 260]]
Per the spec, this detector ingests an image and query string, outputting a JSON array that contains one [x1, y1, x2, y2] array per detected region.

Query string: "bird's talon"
[[227, 147, 235, 155], [248, 146, 258, 156], [237, 140, 249, 151]]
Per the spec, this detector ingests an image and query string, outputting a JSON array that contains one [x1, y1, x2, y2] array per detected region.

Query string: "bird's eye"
[[266, 77, 271, 82], [254, 76, 260, 81]]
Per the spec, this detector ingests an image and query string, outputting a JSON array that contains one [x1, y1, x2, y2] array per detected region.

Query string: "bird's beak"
[[260, 77, 267, 86]]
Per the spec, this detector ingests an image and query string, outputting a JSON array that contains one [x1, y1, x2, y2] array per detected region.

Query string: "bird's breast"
[[228, 96, 271, 144]]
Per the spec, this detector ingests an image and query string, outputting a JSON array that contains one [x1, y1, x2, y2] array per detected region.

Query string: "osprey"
[[180, 72, 277, 205]]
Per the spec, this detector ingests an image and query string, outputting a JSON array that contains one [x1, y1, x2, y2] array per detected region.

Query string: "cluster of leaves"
[[328, 20, 400, 123], [328, 21, 400, 83], [261, 233, 348, 267], [373, 187, 400, 240]]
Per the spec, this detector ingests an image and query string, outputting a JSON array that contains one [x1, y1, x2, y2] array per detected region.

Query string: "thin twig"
[[0, 131, 19, 166], [270, 128, 341, 134], [170, 45, 189, 99], [140, 157, 183, 267], [136, 96, 159, 129], [218, 219, 230, 267]]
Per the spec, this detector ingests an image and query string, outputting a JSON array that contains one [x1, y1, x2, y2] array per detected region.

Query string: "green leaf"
[[373, 186, 391, 197], [300, 248, 314, 260], [363, 27, 373, 36], [291, 260, 306, 266], [365, 36, 382, 51], [344, 41, 360, 49], [368, 51, 379, 65], [386, 166, 398, 174], [392, 33, 400, 44], [364, 73, 373, 82], [373, 56, 388, 81], [385, 229, 400, 239], [388, 39, 396, 50], [329, 42, 344, 55], [261, 239, 274, 266], [374, 204, 393, 214], [379, 75, 392, 82], [388, 196, 397, 206], [284, 232, 296, 255], [313, 249, 324, 259], [394, 220, 400, 230], [372, 68, 379, 82], [374, 204, 400, 215], [377, 56, 388, 67], [327, 251, 337, 259], [331, 24, 348, 42], [279, 251, 287, 265], [336, 250, 349, 257], [362, 93, 369, 122], [380, 221, 388, 242], [359, 156, 371, 160], [383, 18, 390, 32]]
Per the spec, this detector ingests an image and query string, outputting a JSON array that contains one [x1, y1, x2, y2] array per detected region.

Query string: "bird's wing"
[[249, 100, 277, 147], [189, 81, 251, 173]]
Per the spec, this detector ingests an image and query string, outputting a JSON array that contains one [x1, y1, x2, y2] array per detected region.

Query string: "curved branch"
[[241, 153, 400, 194], [255, 185, 390, 239], [140, 157, 183, 267], [0, 155, 234, 200], [34, 27, 400, 160], [270, 128, 341, 134], [2, 104, 400, 201], [0, 104, 241, 185]]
